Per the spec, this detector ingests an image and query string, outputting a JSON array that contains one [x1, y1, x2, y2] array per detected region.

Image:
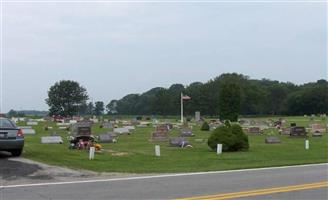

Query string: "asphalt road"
[[1, 164, 327, 200]]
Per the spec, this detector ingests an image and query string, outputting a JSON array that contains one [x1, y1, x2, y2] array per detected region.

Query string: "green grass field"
[[20, 116, 328, 173]]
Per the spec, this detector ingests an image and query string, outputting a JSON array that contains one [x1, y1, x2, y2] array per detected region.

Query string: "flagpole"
[[181, 93, 183, 124]]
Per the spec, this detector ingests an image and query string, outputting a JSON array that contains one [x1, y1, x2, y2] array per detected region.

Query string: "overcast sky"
[[1, 1, 327, 112]]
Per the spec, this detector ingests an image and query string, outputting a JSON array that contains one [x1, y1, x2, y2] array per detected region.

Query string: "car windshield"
[[0, 118, 16, 128]]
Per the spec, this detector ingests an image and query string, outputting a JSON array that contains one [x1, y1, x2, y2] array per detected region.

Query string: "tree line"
[[43, 73, 328, 117], [107, 73, 328, 117]]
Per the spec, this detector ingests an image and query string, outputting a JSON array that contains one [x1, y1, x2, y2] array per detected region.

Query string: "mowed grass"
[[20, 116, 328, 173]]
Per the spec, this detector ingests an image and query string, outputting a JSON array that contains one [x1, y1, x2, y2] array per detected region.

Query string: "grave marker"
[[169, 137, 190, 148], [180, 129, 194, 137], [217, 144, 222, 155], [41, 136, 63, 144], [247, 127, 261, 135], [98, 133, 118, 143], [27, 122, 38, 126], [155, 145, 160, 157], [290, 126, 307, 137], [265, 136, 281, 144], [19, 127, 36, 135], [89, 147, 95, 160], [195, 111, 201, 122]]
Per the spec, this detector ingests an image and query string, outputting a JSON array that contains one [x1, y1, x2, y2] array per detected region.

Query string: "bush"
[[208, 124, 249, 152], [201, 121, 210, 131]]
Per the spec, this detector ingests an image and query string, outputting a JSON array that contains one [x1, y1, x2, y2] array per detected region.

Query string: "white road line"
[[1, 163, 327, 189]]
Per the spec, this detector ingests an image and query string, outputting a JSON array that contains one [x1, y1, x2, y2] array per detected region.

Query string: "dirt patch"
[[0, 152, 153, 186]]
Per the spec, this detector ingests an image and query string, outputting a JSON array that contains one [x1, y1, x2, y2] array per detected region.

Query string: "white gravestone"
[[41, 136, 63, 144], [217, 144, 223, 155], [155, 145, 161, 157]]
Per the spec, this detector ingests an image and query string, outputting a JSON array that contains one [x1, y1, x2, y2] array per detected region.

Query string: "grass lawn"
[[20, 116, 328, 173]]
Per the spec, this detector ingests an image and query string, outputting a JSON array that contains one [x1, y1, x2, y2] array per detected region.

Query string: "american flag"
[[182, 95, 191, 100]]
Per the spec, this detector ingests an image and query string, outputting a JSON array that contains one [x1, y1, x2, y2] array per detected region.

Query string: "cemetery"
[[12, 115, 328, 173]]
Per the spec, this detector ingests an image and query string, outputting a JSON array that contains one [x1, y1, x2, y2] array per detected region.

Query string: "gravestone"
[[311, 124, 326, 134], [312, 131, 323, 137], [59, 126, 69, 130], [280, 127, 290, 135], [169, 137, 190, 148], [102, 122, 114, 129], [124, 126, 135, 131], [180, 129, 194, 137], [265, 136, 281, 144], [151, 125, 169, 141], [290, 126, 307, 137], [69, 120, 77, 124], [57, 122, 70, 126], [19, 126, 36, 135], [41, 136, 63, 144], [137, 124, 148, 128], [71, 121, 92, 136], [247, 127, 261, 134], [195, 111, 201, 122], [98, 133, 118, 143], [114, 127, 130, 135], [27, 122, 38, 126]]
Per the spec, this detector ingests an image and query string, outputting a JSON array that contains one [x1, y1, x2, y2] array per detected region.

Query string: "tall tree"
[[218, 82, 241, 122], [106, 100, 118, 114], [94, 101, 105, 116], [87, 102, 94, 115], [46, 80, 88, 117]]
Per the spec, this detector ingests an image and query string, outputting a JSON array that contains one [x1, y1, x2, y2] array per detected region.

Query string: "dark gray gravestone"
[[71, 121, 92, 136], [169, 137, 190, 148], [290, 126, 307, 137], [265, 136, 281, 144]]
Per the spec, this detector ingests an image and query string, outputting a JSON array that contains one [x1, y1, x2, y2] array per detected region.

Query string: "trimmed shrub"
[[201, 121, 210, 131], [208, 124, 249, 152]]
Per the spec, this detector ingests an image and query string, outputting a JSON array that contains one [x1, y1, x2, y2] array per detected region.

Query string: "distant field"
[[20, 116, 328, 173]]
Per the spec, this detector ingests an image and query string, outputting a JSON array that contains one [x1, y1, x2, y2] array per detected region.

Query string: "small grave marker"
[[27, 122, 38, 126], [195, 111, 201, 122], [305, 140, 309, 150], [265, 136, 281, 144], [41, 136, 63, 144], [19, 127, 36, 135], [114, 127, 130, 135], [217, 144, 222, 155], [155, 145, 160, 157], [89, 147, 95, 160], [180, 129, 194, 137]]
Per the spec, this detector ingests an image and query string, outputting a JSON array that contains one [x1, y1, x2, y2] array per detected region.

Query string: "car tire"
[[10, 149, 23, 157]]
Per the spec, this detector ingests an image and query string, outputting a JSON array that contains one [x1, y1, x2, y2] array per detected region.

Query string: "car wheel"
[[10, 149, 23, 157]]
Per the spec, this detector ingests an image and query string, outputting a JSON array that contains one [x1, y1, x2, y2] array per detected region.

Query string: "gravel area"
[[0, 151, 141, 186]]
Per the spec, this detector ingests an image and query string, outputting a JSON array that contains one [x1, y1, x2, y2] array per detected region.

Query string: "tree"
[[94, 101, 105, 116], [46, 80, 88, 117], [208, 124, 249, 152], [106, 100, 118, 114], [87, 102, 94, 115], [218, 82, 241, 122], [7, 109, 18, 117]]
